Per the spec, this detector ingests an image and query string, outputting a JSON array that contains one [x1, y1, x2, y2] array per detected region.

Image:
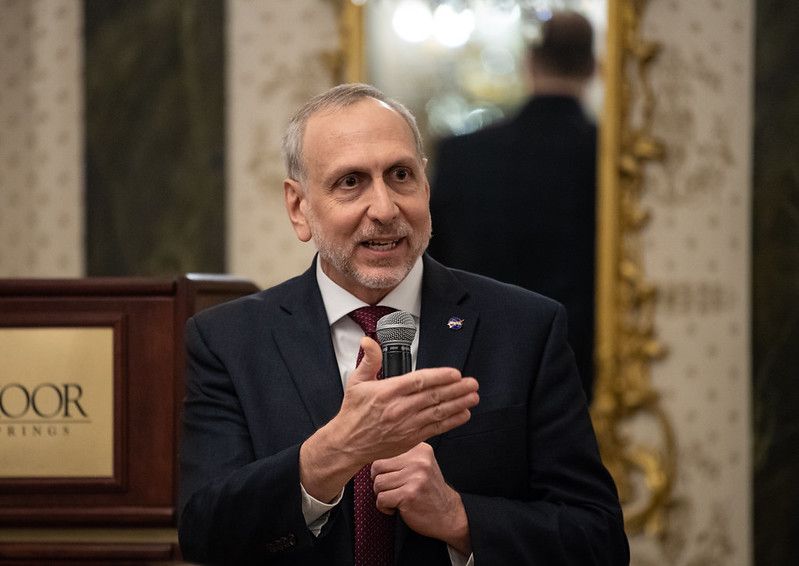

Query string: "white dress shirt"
[[319, 257, 423, 388], [300, 257, 471, 565]]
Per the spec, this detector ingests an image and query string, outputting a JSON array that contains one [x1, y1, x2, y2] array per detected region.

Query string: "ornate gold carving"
[[329, 1, 364, 83], [593, 0, 675, 537], [337, 0, 677, 540]]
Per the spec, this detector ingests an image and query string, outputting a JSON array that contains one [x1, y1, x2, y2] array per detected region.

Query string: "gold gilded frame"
[[592, 0, 675, 538], [336, 0, 675, 537]]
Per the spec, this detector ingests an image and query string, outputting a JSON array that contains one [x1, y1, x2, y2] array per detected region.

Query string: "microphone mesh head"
[[376, 311, 417, 346]]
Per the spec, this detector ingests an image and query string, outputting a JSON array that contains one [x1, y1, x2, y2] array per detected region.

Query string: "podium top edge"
[[0, 275, 259, 297]]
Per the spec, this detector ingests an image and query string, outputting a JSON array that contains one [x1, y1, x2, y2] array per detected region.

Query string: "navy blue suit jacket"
[[178, 255, 628, 565]]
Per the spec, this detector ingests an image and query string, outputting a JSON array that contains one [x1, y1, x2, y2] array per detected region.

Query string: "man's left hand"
[[371, 442, 471, 556]]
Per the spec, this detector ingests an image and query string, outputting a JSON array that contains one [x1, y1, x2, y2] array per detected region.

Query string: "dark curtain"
[[84, 0, 225, 276]]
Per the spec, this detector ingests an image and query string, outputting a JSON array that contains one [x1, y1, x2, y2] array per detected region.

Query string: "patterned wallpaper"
[[226, 0, 338, 288], [632, 1, 753, 565], [0, 0, 83, 277]]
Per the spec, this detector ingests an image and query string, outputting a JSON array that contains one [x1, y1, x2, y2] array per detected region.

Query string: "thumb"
[[348, 336, 382, 385]]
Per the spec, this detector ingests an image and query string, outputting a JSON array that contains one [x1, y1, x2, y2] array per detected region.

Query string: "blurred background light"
[[432, 4, 476, 48], [392, 0, 434, 43]]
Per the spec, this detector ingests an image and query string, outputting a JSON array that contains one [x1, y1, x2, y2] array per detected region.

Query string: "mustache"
[[358, 221, 412, 240]]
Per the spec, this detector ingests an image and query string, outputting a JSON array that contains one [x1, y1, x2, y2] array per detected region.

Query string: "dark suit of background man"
[[428, 11, 598, 402], [178, 83, 627, 565]]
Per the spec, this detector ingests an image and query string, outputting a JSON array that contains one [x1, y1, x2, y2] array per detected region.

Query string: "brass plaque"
[[0, 327, 114, 478]]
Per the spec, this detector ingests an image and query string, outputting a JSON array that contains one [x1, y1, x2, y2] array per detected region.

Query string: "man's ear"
[[419, 158, 431, 199], [284, 178, 312, 242], [421, 159, 431, 199]]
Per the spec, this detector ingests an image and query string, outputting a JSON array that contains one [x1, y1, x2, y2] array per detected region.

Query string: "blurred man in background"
[[429, 11, 598, 401]]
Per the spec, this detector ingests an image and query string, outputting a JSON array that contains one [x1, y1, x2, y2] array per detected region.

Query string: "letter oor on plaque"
[[0, 327, 115, 478]]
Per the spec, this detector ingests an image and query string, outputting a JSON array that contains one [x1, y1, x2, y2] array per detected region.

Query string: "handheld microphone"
[[375, 311, 416, 377]]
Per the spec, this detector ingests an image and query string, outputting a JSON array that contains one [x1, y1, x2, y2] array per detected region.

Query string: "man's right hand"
[[299, 336, 479, 502]]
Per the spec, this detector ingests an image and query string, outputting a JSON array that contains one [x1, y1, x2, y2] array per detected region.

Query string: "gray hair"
[[281, 83, 425, 182]]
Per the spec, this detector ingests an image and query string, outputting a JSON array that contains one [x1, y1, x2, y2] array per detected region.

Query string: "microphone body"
[[381, 344, 412, 377], [375, 311, 417, 378]]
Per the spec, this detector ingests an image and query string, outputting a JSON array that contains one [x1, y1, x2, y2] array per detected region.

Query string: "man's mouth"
[[361, 238, 402, 251]]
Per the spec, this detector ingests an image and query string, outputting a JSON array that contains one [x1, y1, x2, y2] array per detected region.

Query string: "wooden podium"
[[0, 275, 259, 563]]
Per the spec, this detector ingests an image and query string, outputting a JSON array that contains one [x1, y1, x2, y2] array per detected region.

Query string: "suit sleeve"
[[460, 305, 629, 565], [178, 316, 328, 564]]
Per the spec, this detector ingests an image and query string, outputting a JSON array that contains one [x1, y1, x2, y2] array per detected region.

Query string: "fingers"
[[340, 364, 478, 463], [388, 372, 479, 408], [371, 444, 429, 512], [416, 408, 473, 439], [364, 366, 478, 420], [391, 367, 462, 395], [371, 468, 406, 494], [374, 374, 478, 442], [371, 443, 449, 518], [372, 443, 433, 474], [396, 380, 479, 425], [346, 336, 382, 385], [373, 471, 405, 513], [376, 504, 397, 516], [376, 489, 403, 514], [421, 388, 479, 421]]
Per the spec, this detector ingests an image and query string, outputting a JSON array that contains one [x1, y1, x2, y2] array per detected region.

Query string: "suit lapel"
[[417, 257, 478, 453], [272, 260, 344, 429], [417, 255, 478, 374]]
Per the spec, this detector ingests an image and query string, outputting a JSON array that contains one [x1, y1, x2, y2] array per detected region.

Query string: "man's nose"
[[366, 178, 399, 223]]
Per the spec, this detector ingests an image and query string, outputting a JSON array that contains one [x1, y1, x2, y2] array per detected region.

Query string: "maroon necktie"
[[348, 306, 396, 566]]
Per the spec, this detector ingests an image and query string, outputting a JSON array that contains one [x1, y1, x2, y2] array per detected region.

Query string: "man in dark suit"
[[428, 11, 598, 401], [178, 83, 627, 565]]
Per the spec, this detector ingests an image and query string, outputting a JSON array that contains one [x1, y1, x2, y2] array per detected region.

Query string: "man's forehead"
[[312, 96, 392, 119], [306, 98, 407, 134], [303, 98, 417, 154]]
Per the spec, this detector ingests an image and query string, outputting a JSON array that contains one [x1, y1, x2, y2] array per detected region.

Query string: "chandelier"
[[349, 0, 603, 49]]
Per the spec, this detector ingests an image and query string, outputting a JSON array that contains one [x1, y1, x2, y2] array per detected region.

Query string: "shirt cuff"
[[447, 545, 474, 566], [300, 482, 345, 537]]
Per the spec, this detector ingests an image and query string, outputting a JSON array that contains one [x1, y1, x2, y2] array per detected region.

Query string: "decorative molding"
[[333, 0, 364, 83], [592, 0, 675, 537]]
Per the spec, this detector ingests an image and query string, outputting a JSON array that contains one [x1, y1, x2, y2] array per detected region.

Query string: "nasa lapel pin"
[[447, 316, 464, 330]]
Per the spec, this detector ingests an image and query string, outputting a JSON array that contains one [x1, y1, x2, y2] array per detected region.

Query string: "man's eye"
[[339, 174, 359, 188], [393, 168, 410, 181]]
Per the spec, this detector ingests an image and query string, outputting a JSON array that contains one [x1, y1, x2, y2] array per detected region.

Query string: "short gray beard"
[[307, 211, 431, 291]]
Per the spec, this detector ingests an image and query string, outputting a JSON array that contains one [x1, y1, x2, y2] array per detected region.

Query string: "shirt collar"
[[316, 256, 424, 326]]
